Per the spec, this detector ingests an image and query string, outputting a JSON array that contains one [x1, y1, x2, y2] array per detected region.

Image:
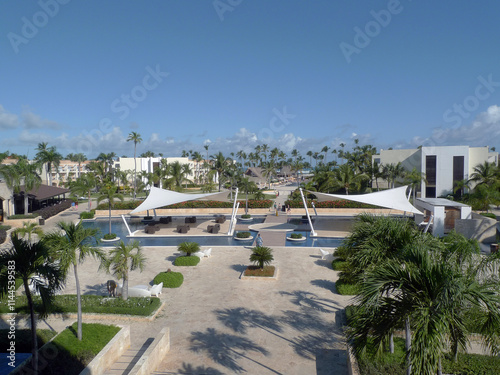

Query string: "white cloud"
[[21, 110, 62, 130], [410, 105, 500, 148], [0, 105, 19, 129]]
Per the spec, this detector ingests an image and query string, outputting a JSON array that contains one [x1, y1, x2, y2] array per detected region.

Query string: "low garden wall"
[[128, 327, 170, 375], [80, 325, 130, 375], [455, 212, 497, 243]]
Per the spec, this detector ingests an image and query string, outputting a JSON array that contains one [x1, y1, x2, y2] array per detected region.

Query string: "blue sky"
[[1, 0, 500, 159]]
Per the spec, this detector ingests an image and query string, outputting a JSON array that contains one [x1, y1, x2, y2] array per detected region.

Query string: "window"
[[425, 155, 436, 197]]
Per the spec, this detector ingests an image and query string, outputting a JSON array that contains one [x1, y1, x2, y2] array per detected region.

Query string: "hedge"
[[32, 199, 73, 220], [0, 230, 6, 245], [284, 199, 377, 209], [174, 256, 200, 266], [97, 199, 273, 210]]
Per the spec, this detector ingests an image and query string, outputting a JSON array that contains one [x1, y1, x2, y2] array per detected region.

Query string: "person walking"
[[256, 233, 263, 247]]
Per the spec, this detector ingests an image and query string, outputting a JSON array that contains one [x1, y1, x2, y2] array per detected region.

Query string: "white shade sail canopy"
[[306, 186, 423, 215], [129, 187, 230, 214]]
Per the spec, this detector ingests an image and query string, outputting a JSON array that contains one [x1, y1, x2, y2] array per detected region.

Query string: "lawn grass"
[[331, 259, 348, 271], [37, 323, 120, 375], [243, 265, 275, 277], [0, 295, 161, 316], [335, 280, 361, 295]]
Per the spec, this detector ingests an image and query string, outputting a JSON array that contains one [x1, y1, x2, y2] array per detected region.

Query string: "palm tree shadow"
[[215, 307, 282, 334], [189, 328, 273, 374], [165, 255, 177, 263], [176, 362, 225, 375], [230, 264, 247, 274], [83, 283, 107, 295], [279, 290, 342, 313], [310, 279, 336, 293]]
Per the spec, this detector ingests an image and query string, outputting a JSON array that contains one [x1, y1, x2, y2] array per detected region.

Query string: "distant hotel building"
[[372, 146, 498, 198]]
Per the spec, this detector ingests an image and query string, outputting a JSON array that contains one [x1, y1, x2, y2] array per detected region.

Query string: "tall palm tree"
[[404, 167, 426, 202], [211, 152, 231, 191], [103, 240, 146, 300], [468, 161, 499, 187], [97, 183, 124, 235], [44, 221, 103, 341], [127, 132, 143, 200], [333, 164, 368, 194], [2, 159, 43, 214], [70, 173, 97, 211], [0, 234, 64, 374], [382, 162, 406, 189], [321, 146, 330, 164], [35, 142, 63, 187]]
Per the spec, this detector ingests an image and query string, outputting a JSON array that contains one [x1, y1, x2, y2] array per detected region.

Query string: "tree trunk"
[[133, 151, 137, 200], [438, 356, 442, 375], [405, 317, 411, 375], [122, 276, 128, 301], [389, 332, 394, 354], [24, 194, 29, 215], [88, 191, 91, 211], [74, 263, 83, 340], [108, 205, 112, 235], [24, 279, 39, 374]]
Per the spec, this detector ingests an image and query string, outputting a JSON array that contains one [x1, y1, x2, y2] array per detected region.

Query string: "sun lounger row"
[[215, 215, 226, 224], [185, 216, 197, 223], [177, 224, 190, 233], [159, 216, 172, 224], [145, 224, 160, 234], [207, 224, 220, 234]]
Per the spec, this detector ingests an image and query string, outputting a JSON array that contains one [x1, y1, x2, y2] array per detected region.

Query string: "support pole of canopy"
[[299, 188, 317, 237], [311, 201, 318, 216], [153, 209, 157, 219], [121, 214, 132, 236], [228, 188, 239, 235], [229, 202, 240, 235]]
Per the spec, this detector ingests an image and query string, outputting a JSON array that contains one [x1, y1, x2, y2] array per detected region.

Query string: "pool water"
[[285, 231, 344, 248]]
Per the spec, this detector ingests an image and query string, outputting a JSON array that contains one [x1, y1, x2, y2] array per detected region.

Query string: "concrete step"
[[103, 338, 154, 375]]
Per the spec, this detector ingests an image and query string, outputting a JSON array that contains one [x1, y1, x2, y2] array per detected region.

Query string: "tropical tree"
[[0, 234, 64, 374], [382, 162, 406, 189], [238, 177, 258, 214], [103, 240, 146, 300], [332, 164, 368, 194], [35, 142, 63, 187], [404, 167, 426, 203], [211, 152, 231, 191], [250, 246, 274, 270], [178, 241, 200, 256], [70, 173, 97, 211], [44, 221, 103, 341], [97, 183, 124, 235], [13, 221, 44, 242], [127, 132, 142, 199], [468, 161, 499, 188]]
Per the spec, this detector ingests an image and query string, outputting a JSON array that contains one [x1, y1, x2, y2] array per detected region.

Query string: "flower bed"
[[284, 199, 376, 209], [96, 199, 273, 210]]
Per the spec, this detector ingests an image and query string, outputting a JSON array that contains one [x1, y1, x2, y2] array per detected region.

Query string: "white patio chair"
[[193, 251, 205, 258], [319, 248, 334, 261], [149, 282, 163, 297], [203, 248, 212, 257]]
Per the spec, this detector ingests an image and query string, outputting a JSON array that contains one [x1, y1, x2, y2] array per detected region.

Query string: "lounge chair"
[[159, 216, 172, 224], [185, 216, 196, 223], [319, 248, 334, 261], [149, 282, 163, 297], [203, 248, 212, 257], [193, 251, 205, 258]]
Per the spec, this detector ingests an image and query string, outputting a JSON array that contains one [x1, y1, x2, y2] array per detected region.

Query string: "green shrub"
[[153, 271, 184, 288], [480, 212, 497, 220], [103, 233, 117, 240], [0, 225, 12, 231], [236, 231, 251, 238], [241, 214, 251, 219], [290, 232, 303, 239], [336, 280, 361, 295], [332, 259, 348, 271], [0, 329, 56, 352], [442, 352, 500, 375], [174, 256, 200, 266], [178, 241, 200, 256], [80, 211, 95, 219]]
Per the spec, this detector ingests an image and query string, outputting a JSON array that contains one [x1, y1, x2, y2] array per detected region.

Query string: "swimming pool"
[[82, 218, 259, 247], [285, 231, 344, 248]]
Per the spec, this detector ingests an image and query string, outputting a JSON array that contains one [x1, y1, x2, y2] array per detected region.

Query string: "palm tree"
[[468, 161, 499, 187], [453, 179, 470, 199], [44, 221, 103, 341], [211, 152, 231, 191], [103, 240, 146, 300], [404, 167, 426, 202], [35, 142, 63, 187], [261, 160, 277, 189], [70, 173, 97, 211], [249, 246, 274, 270], [97, 183, 124, 235], [382, 162, 406, 189], [321, 146, 330, 164], [333, 164, 368, 194], [238, 177, 257, 214], [178, 241, 200, 256], [14, 221, 44, 242], [0, 234, 64, 374]]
